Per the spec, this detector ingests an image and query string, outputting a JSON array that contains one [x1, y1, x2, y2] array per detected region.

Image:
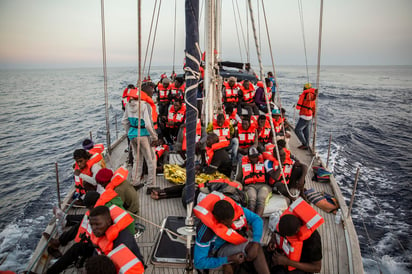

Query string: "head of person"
[[271, 108, 281, 121], [273, 146, 286, 162], [228, 77, 236, 87], [216, 113, 226, 127], [89, 206, 112, 238], [172, 97, 183, 110], [241, 115, 251, 130], [248, 147, 260, 164], [212, 200, 234, 228], [267, 71, 274, 78], [127, 84, 136, 89], [141, 82, 156, 97], [174, 77, 184, 87], [82, 139, 94, 151], [95, 168, 114, 188], [258, 115, 267, 128], [83, 191, 100, 210], [206, 133, 219, 148], [303, 83, 312, 90], [277, 139, 286, 150], [85, 255, 116, 274], [225, 104, 234, 115], [245, 63, 251, 70], [242, 79, 250, 89], [278, 214, 302, 237], [162, 77, 170, 88], [73, 149, 91, 170]]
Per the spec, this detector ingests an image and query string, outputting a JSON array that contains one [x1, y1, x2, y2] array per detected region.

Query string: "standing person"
[[122, 82, 158, 186], [164, 97, 186, 144], [193, 192, 269, 274], [267, 72, 276, 102], [157, 77, 171, 118], [295, 83, 318, 150]]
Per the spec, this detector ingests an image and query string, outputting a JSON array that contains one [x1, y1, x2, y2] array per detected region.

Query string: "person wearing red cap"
[[95, 168, 140, 216]]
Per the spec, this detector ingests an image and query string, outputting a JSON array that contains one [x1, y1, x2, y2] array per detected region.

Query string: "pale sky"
[[0, 0, 411, 69]]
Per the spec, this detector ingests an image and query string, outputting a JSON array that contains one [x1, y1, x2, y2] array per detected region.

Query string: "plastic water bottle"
[[269, 211, 281, 232], [335, 209, 342, 224]]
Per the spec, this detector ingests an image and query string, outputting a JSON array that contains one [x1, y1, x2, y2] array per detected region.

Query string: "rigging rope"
[[312, 0, 323, 152], [142, 0, 158, 77], [235, 0, 249, 62], [100, 0, 111, 155], [298, 0, 310, 83], [247, 0, 298, 198], [147, 0, 162, 77], [232, 0, 244, 63], [172, 0, 177, 77]]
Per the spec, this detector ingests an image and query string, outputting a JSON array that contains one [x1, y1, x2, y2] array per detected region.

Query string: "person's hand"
[[228, 252, 245, 264], [74, 169, 81, 176], [245, 242, 259, 261], [267, 237, 276, 252], [151, 139, 158, 147], [272, 252, 289, 266]]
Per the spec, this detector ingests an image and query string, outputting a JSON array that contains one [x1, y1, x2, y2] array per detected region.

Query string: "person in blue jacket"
[[194, 195, 269, 274]]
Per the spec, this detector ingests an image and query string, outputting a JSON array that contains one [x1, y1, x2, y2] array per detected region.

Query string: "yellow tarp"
[[163, 164, 228, 185]]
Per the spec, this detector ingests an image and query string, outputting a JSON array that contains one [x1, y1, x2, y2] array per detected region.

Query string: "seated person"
[[236, 147, 270, 217], [207, 113, 238, 167], [175, 119, 204, 161], [47, 206, 144, 274], [95, 167, 140, 215], [164, 96, 186, 144], [265, 199, 323, 273], [73, 149, 106, 200], [255, 78, 274, 113], [235, 113, 258, 163], [154, 138, 169, 174], [271, 108, 291, 144], [202, 133, 232, 178], [193, 192, 269, 274], [224, 104, 241, 129], [82, 138, 105, 155], [238, 80, 259, 116], [222, 76, 240, 110], [264, 141, 307, 200], [256, 114, 273, 153]]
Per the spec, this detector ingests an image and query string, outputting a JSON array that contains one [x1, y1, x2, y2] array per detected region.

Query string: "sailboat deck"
[[29, 130, 362, 273]]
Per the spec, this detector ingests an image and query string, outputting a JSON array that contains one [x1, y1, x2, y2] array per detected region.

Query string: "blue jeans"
[[295, 118, 311, 147], [227, 138, 239, 166]]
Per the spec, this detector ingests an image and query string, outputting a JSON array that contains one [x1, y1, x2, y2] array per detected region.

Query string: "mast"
[[204, 0, 215, 126], [184, 0, 200, 272]]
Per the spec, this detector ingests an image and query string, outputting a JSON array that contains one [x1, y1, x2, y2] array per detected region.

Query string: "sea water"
[[0, 66, 411, 273]]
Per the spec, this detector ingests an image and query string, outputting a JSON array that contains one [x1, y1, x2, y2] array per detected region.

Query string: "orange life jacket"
[[239, 82, 256, 103], [275, 198, 324, 271], [157, 83, 171, 103], [272, 116, 285, 133], [122, 88, 131, 108], [94, 188, 119, 207], [241, 156, 265, 184], [170, 82, 185, 99], [127, 88, 159, 129], [182, 119, 202, 151], [227, 108, 238, 126], [205, 140, 230, 165], [74, 153, 104, 195], [90, 205, 134, 255], [296, 88, 316, 117], [167, 104, 186, 128], [212, 118, 231, 141], [266, 150, 294, 185], [223, 82, 240, 103], [256, 81, 272, 102], [107, 244, 145, 274], [88, 143, 105, 155], [262, 144, 276, 160], [74, 211, 92, 243], [106, 166, 129, 190], [155, 144, 169, 160], [193, 191, 248, 245], [198, 178, 242, 190], [257, 119, 272, 144], [238, 123, 257, 149]]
